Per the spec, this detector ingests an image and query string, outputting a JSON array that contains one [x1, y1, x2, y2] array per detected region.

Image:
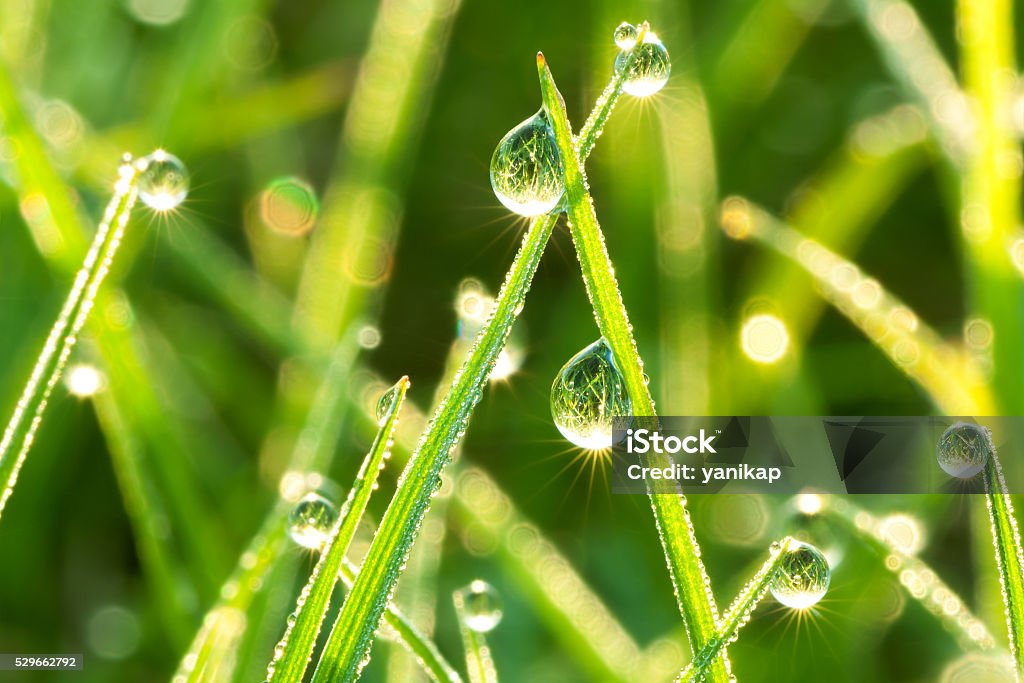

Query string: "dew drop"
[[375, 385, 399, 426], [936, 422, 991, 479], [613, 22, 638, 50], [550, 338, 631, 450], [287, 492, 337, 550], [489, 109, 565, 217], [614, 31, 671, 97], [457, 580, 503, 633], [770, 541, 830, 609], [137, 150, 189, 211]]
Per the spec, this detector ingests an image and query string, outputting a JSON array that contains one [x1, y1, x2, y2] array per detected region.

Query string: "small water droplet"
[[137, 150, 189, 211], [613, 22, 639, 50], [457, 580, 503, 633], [490, 109, 565, 217], [614, 32, 671, 97], [770, 541, 830, 609], [936, 422, 991, 479], [375, 384, 399, 426], [550, 338, 631, 450], [287, 492, 337, 550]]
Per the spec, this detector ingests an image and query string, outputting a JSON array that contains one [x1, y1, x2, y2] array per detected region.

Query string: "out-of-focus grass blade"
[[173, 508, 289, 683], [538, 50, 731, 683], [675, 538, 794, 682], [982, 451, 1024, 675], [845, 0, 970, 166], [744, 106, 929, 349], [720, 198, 995, 415], [78, 60, 354, 187], [955, 0, 1024, 414], [92, 384, 194, 647], [266, 377, 409, 683], [292, 0, 463, 350], [822, 495, 998, 651]]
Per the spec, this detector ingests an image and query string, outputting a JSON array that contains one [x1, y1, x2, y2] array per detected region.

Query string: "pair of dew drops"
[[489, 22, 671, 217]]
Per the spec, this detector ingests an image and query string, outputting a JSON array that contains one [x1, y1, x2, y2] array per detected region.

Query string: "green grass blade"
[[341, 561, 462, 683], [983, 453, 1024, 676], [0, 159, 138, 522], [309, 47, 636, 680], [174, 507, 290, 683], [676, 538, 794, 682], [956, 0, 1024, 415], [824, 496, 998, 651], [91, 382, 194, 646], [453, 587, 499, 683], [293, 0, 464, 350], [721, 198, 995, 415], [267, 377, 410, 683], [846, 0, 970, 166], [537, 51, 730, 683]]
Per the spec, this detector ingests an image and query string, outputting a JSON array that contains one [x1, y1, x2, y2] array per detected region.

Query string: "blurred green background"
[[1, 0, 1022, 681]]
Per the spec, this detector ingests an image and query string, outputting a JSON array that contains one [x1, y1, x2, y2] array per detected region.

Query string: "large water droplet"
[[375, 385, 399, 426], [770, 541, 830, 609], [550, 338, 631, 450], [457, 580, 503, 633], [137, 150, 189, 211], [614, 32, 670, 97], [489, 109, 565, 217], [613, 22, 638, 50], [936, 422, 991, 479], [287, 492, 337, 550]]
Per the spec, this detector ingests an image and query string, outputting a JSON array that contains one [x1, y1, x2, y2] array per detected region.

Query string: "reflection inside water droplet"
[[614, 31, 671, 97], [936, 422, 991, 479], [137, 150, 189, 211], [770, 541, 830, 609], [550, 338, 631, 450], [489, 109, 565, 217], [456, 579, 503, 633], [287, 492, 337, 549]]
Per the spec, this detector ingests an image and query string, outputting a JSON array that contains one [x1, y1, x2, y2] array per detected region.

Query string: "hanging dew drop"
[[287, 492, 337, 550], [936, 421, 991, 479], [550, 338, 632, 450], [489, 109, 565, 217], [137, 150, 189, 211], [375, 384, 399, 426], [457, 580, 503, 633], [614, 31, 670, 97], [613, 22, 639, 50], [770, 541, 830, 609]]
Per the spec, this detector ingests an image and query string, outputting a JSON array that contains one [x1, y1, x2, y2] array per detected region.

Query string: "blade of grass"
[[823, 496, 998, 651], [846, 0, 971, 166], [721, 198, 995, 415], [956, 0, 1023, 414], [746, 106, 929, 349], [91, 382, 194, 647], [453, 587, 499, 683], [308, 42, 641, 680], [675, 538, 795, 682], [982, 450, 1024, 676], [0, 158, 138, 521], [266, 377, 410, 683], [538, 51, 731, 682]]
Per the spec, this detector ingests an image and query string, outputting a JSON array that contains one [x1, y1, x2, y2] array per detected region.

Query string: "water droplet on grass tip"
[[287, 492, 337, 550], [770, 541, 830, 609], [613, 22, 638, 49], [936, 422, 991, 479], [457, 580, 503, 633], [375, 384, 399, 426], [490, 109, 565, 217], [551, 338, 631, 450], [137, 150, 189, 211], [614, 31, 670, 97]]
